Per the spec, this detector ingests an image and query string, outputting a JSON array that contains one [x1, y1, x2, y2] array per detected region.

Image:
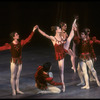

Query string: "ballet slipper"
[[96, 81, 100, 87], [90, 78, 96, 82], [17, 90, 24, 94], [81, 85, 90, 89], [77, 82, 85, 86]]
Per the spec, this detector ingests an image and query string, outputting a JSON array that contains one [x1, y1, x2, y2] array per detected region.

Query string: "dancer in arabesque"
[[37, 18, 77, 92]]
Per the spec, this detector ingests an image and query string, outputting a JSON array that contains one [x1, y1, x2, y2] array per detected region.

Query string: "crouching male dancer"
[[35, 62, 63, 94]]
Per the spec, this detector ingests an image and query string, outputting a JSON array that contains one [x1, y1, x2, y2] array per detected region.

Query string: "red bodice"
[[0, 31, 34, 64], [74, 36, 96, 60]]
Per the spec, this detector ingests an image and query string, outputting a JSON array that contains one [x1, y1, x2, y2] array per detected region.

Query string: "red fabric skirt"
[[10, 57, 22, 64], [54, 43, 67, 60], [80, 53, 91, 60]]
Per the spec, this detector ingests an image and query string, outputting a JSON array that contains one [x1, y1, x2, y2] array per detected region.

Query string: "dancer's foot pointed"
[[17, 90, 24, 94]]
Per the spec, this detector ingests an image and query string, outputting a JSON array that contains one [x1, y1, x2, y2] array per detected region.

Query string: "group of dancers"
[[0, 17, 100, 96]]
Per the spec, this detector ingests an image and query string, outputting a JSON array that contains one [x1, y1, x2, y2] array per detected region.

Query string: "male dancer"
[[35, 62, 63, 94], [77, 28, 100, 86], [0, 25, 38, 95], [74, 29, 100, 89]]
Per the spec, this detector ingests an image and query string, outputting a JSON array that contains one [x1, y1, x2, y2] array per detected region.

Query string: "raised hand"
[[74, 15, 79, 20], [33, 25, 38, 32]]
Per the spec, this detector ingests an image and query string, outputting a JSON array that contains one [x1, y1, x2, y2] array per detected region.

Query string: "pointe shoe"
[[96, 81, 100, 87], [71, 67, 76, 73], [81, 85, 90, 89], [77, 82, 85, 86], [62, 84, 65, 92], [17, 90, 24, 94], [12, 91, 16, 96], [73, 69, 76, 73]]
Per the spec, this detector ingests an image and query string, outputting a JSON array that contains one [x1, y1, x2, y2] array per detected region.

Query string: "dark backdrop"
[[0, 0, 100, 55]]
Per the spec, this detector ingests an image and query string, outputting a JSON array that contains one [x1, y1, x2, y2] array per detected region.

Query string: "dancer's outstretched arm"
[[21, 25, 38, 46], [0, 43, 11, 51], [37, 26, 54, 41]]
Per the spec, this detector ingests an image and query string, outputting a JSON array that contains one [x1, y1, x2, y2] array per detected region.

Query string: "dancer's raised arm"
[[21, 25, 38, 46], [0, 43, 11, 51], [37, 26, 54, 41]]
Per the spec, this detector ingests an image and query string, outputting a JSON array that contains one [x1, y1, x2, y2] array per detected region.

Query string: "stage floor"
[[0, 46, 100, 99]]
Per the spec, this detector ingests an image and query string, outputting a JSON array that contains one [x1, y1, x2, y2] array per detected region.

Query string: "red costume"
[[54, 43, 66, 60], [0, 31, 34, 64], [53, 37, 68, 61], [34, 66, 62, 90], [74, 36, 96, 60]]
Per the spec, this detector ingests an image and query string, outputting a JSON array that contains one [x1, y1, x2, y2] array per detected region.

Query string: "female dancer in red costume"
[[59, 22, 76, 73], [37, 19, 77, 92], [0, 25, 38, 96]]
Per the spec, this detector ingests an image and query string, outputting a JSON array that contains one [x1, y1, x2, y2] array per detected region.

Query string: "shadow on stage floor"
[[0, 46, 100, 99]]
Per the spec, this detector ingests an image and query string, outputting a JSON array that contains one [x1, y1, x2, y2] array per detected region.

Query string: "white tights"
[[79, 59, 100, 88], [10, 62, 23, 95], [37, 85, 61, 94]]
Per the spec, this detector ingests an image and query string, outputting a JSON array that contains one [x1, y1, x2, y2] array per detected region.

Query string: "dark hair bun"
[[51, 26, 56, 32], [43, 62, 52, 72]]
